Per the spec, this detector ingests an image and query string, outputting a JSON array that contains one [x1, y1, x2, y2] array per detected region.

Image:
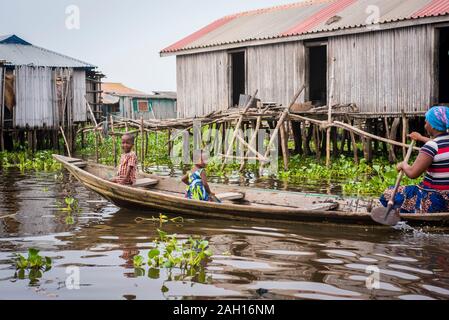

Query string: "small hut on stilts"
[[0, 35, 103, 154]]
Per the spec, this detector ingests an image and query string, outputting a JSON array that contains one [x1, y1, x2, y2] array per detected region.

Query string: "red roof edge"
[[412, 0, 449, 18], [282, 0, 356, 36], [161, 16, 238, 53], [161, 0, 332, 54]]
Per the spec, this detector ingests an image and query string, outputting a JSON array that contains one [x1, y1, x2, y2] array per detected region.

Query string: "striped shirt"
[[117, 151, 137, 185], [420, 133, 449, 191]]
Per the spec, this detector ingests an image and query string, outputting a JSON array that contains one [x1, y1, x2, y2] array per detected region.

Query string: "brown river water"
[[1, 168, 449, 300]]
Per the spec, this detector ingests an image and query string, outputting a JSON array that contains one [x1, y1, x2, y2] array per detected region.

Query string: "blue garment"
[[380, 184, 449, 214], [185, 169, 209, 201], [425, 106, 449, 132]]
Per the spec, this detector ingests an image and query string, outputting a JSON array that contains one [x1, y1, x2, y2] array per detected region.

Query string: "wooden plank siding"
[[176, 51, 229, 118], [329, 25, 436, 114], [176, 24, 438, 118], [246, 41, 305, 108], [176, 42, 306, 118]]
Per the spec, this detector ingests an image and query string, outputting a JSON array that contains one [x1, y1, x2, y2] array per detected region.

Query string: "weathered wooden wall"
[[247, 41, 306, 108], [177, 24, 437, 118], [177, 42, 306, 118], [177, 51, 229, 118], [329, 25, 436, 114], [152, 99, 177, 119]]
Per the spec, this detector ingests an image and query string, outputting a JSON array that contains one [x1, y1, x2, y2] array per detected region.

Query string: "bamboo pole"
[[240, 116, 262, 172], [326, 57, 336, 167], [280, 120, 289, 170], [140, 116, 144, 172], [384, 117, 397, 163], [59, 126, 72, 158], [111, 115, 117, 167], [95, 130, 99, 163], [260, 85, 305, 171], [221, 90, 258, 170], [314, 125, 321, 160], [235, 134, 267, 162], [168, 129, 172, 157], [333, 121, 420, 151], [402, 109, 407, 158], [345, 116, 358, 164]]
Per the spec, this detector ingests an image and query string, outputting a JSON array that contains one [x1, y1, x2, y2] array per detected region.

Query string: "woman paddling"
[[380, 106, 449, 213]]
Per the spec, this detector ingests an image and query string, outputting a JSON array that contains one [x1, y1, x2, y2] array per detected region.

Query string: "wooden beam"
[[59, 126, 72, 158], [221, 90, 258, 170], [326, 57, 336, 167], [240, 116, 262, 172], [260, 85, 305, 170]]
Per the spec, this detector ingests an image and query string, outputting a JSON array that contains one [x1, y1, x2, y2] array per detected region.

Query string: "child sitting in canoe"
[[182, 150, 215, 201], [111, 133, 137, 186]]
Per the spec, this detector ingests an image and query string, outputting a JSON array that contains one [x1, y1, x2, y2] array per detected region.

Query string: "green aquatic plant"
[[135, 214, 184, 228], [132, 229, 213, 278], [63, 196, 79, 212], [14, 249, 52, 283], [15, 248, 52, 270], [133, 255, 145, 268], [0, 150, 61, 172], [54, 196, 80, 225]]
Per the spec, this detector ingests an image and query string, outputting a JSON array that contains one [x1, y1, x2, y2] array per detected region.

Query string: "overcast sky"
[[0, 0, 299, 93]]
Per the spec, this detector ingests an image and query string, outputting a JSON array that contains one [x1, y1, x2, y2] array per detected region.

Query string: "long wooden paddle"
[[371, 140, 416, 226]]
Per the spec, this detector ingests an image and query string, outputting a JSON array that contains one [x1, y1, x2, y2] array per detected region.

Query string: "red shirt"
[[117, 152, 137, 185]]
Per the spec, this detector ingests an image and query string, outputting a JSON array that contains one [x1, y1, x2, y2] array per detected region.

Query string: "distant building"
[[0, 34, 103, 150], [161, 0, 449, 119], [102, 82, 177, 120]]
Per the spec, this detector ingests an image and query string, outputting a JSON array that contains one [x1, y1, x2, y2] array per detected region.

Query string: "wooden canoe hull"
[[53, 155, 449, 227]]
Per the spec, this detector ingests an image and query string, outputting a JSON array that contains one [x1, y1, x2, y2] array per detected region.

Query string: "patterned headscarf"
[[425, 106, 449, 132]]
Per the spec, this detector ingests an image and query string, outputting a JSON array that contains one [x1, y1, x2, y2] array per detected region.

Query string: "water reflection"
[[0, 169, 449, 300]]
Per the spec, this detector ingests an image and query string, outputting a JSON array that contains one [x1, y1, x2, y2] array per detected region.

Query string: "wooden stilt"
[[59, 126, 72, 158], [140, 117, 145, 171], [291, 121, 303, 155], [240, 116, 262, 172], [347, 117, 358, 164], [168, 129, 172, 157], [331, 127, 338, 157], [221, 90, 258, 170], [363, 120, 373, 162], [260, 85, 305, 171], [313, 125, 321, 160], [304, 124, 312, 156], [402, 110, 408, 158], [110, 116, 117, 167], [384, 117, 397, 163], [280, 121, 289, 170], [326, 57, 336, 167], [95, 130, 99, 163]]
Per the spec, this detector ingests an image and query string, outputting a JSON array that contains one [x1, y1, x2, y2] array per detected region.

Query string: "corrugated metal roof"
[[152, 91, 177, 100], [161, 0, 449, 55], [0, 35, 96, 68], [103, 83, 177, 100], [103, 82, 149, 97], [0, 34, 32, 45]]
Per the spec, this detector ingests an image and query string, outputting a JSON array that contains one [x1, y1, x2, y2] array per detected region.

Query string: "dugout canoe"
[[54, 155, 449, 227]]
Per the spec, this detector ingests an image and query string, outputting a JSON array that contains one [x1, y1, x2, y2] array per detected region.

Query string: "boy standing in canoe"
[[182, 150, 215, 201], [112, 133, 137, 186]]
